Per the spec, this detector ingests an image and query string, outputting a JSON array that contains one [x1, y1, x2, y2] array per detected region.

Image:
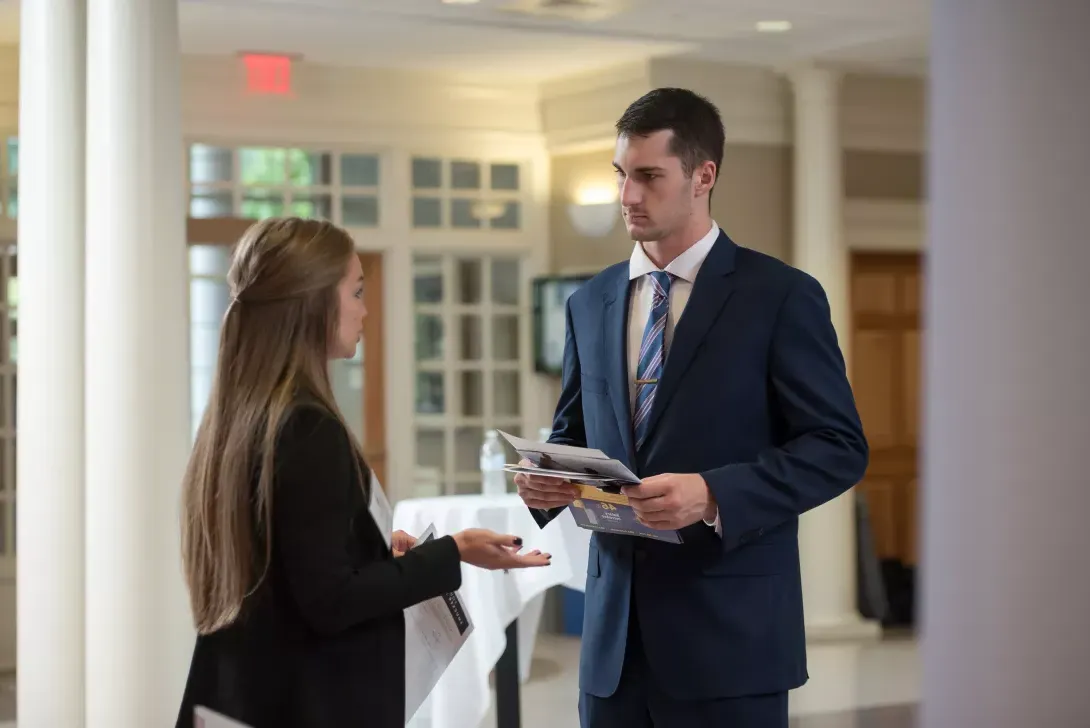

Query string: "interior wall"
[[180, 54, 543, 146], [714, 145, 792, 261], [539, 62, 652, 153], [841, 73, 927, 154], [545, 64, 928, 277], [649, 58, 791, 146], [840, 75, 926, 249], [549, 149, 631, 273], [548, 144, 924, 272], [550, 143, 792, 274], [845, 150, 925, 200], [841, 147, 925, 250], [0, 47, 16, 132]]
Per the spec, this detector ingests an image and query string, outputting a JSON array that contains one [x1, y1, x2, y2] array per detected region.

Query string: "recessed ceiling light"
[[756, 20, 792, 32], [442, 0, 480, 4]]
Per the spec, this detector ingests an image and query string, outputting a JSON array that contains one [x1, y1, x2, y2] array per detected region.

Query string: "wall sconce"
[[567, 185, 619, 238]]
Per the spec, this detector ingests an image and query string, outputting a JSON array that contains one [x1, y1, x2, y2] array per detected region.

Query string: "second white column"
[[85, 0, 193, 725], [791, 66, 878, 641]]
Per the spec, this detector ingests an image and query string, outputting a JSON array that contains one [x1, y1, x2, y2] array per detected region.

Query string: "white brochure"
[[404, 524, 474, 723], [496, 429, 640, 485], [368, 471, 393, 548], [194, 706, 252, 728]]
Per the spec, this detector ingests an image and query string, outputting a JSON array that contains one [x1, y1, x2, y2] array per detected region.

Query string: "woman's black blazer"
[[176, 405, 463, 728]]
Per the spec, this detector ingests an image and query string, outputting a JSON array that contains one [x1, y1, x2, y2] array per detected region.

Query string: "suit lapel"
[[603, 268, 637, 469], [642, 232, 739, 444]]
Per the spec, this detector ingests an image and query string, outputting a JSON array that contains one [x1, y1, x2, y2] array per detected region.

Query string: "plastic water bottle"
[[480, 429, 507, 497]]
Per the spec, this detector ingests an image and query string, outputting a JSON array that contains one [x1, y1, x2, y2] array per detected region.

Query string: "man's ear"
[[695, 161, 717, 197]]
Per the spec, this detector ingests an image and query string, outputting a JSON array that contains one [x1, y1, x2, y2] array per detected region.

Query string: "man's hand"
[[392, 529, 417, 557], [622, 473, 717, 531], [513, 458, 582, 510]]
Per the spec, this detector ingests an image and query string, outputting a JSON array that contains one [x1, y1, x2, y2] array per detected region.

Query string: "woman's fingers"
[[494, 545, 550, 568], [508, 551, 551, 567], [466, 530, 551, 569], [484, 532, 525, 549], [391, 529, 417, 553]]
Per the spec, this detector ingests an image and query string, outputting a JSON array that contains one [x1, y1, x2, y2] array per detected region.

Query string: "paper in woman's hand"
[[404, 524, 475, 723], [194, 707, 253, 728]]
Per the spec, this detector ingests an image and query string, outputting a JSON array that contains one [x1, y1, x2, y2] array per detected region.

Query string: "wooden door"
[[186, 217, 387, 491], [850, 253, 921, 566]]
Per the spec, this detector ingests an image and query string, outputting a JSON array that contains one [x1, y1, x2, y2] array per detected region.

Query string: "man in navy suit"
[[514, 88, 868, 727]]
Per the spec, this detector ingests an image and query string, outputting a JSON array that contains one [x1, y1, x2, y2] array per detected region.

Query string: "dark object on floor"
[[855, 492, 891, 623], [496, 620, 522, 728], [880, 560, 917, 628]]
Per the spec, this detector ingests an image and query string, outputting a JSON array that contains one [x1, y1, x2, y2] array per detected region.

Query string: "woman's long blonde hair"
[[181, 217, 366, 634]]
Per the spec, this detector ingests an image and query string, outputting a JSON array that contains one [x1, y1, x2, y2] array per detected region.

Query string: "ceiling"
[[1, 0, 930, 82]]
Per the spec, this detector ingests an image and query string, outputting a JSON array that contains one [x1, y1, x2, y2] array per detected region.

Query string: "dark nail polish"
[[514, 538, 523, 546]]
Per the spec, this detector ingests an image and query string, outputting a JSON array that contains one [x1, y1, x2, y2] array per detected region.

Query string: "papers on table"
[[497, 430, 683, 544], [404, 524, 475, 723], [194, 707, 252, 728]]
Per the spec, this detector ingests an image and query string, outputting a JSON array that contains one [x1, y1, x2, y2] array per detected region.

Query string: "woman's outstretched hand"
[[452, 529, 551, 570]]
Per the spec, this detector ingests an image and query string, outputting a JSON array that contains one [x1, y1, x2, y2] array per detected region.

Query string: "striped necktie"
[[633, 271, 672, 450]]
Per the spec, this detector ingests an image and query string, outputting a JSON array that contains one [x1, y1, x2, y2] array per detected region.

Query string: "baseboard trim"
[[805, 617, 883, 643]]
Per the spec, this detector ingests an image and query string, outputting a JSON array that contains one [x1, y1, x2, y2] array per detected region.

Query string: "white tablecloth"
[[552, 506, 592, 593], [394, 495, 591, 728]]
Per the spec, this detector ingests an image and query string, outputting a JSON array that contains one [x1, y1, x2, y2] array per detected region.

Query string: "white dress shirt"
[[627, 222, 723, 535]]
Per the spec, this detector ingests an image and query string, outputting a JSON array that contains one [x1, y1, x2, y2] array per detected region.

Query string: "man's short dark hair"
[[615, 87, 725, 183]]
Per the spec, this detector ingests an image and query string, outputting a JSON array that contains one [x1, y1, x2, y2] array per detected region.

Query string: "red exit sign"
[[242, 53, 293, 95]]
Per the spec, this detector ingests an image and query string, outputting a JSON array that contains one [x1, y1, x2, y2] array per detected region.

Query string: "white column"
[[84, 0, 192, 725], [922, 2, 1090, 726], [791, 66, 878, 641], [16, 1, 87, 725]]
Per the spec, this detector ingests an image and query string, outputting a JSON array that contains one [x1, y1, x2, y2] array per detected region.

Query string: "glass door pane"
[[330, 341, 364, 442], [188, 245, 232, 439]]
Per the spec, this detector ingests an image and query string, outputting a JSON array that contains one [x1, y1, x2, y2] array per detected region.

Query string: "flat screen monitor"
[[532, 274, 593, 376]]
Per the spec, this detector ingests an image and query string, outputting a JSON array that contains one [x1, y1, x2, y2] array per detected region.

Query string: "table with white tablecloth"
[[394, 494, 590, 728]]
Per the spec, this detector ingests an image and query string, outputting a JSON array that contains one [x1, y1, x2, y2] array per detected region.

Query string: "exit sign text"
[[242, 53, 293, 95]]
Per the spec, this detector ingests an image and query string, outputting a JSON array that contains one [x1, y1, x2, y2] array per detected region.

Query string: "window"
[[412, 254, 526, 496], [0, 244, 15, 560], [187, 144, 381, 227], [188, 245, 232, 440], [411, 158, 522, 231], [187, 244, 363, 442]]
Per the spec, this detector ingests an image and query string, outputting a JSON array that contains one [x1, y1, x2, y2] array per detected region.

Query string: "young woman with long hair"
[[176, 218, 549, 727]]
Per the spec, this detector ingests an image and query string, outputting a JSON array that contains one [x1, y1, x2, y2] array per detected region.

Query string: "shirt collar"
[[628, 222, 720, 282]]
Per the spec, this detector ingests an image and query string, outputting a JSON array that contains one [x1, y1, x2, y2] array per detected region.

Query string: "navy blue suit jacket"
[[533, 231, 868, 701]]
